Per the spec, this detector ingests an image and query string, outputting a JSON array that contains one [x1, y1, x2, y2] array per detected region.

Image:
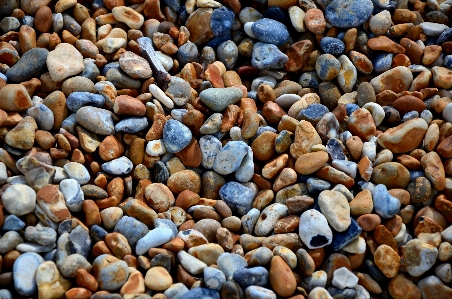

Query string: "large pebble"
[[252, 42, 289, 70], [213, 141, 248, 175], [219, 182, 255, 216], [13, 252, 44, 296], [92, 254, 129, 291], [163, 119, 192, 153], [46, 43, 84, 82], [318, 190, 351, 232], [1, 184, 36, 216], [251, 18, 290, 46], [299, 209, 333, 249], [199, 87, 243, 112], [76, 107, 115, 135], [325, 0, 373, 28], [370, 66, 413, 94], [6, 48, 48, 83], [377, 118, 428, 153]]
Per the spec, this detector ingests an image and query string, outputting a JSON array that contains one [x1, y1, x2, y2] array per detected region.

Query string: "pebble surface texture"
[[1, 0, 452, 299]]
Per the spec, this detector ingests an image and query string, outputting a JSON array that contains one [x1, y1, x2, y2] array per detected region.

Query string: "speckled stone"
[[251, 18, 290, 46], [162, 119, 192, 153], [325, 0, 373, 28], [219, 182, 255, 216], [252, 42, 289, 70]]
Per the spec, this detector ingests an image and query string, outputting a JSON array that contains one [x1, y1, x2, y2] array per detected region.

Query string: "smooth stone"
[[13, 252, 44, 296], [76, 106, 115, 135], [115, 117, 148, 133], [92, 254, 129, 291], [251, 18, 290, 46], [27, 104, 54, 131], [330, 218, 362, 251], [217, 252, 248, 280], [135, 219, 178, 255], [106, 68, 142, 90], [1, 184, 36, 216], [46, 43, 84, 82], [370, 66, 413, 94], [6, 48, 48, 83], [320, 37, 345, 56], [404, 239, 438, 277], [199, 135, 222, 169], [199, 87, 243, 112], [66, 92, 105, 112], [213, 141, 248, 175], [419, 22, 449, 37], [0, 231, 23, 253], [204, 266, 226, 291], [2, 214, 26, 231], [25, 226, 57, 246], [63, 162, 90, 185], [233, 267, 269, 288], [372, 184, 401, 218], [59, 179, 84, 212], [114, 216, 148, 246], [318, 190, 351, 232], [101, 156, 133, 175]]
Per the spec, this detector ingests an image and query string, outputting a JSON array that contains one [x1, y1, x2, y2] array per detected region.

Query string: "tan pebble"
[[421, 151, 446, 191], [422, 45, 442, 65], [262, 154, 288, 179], [269, 256, 297, 297], [294, 151, 328, 175], [251, 131, 277, 161], [290, 120, 322, 159], [374, 244, 400, 278], [388, 273, 422, 299], [144, 267, 172, 291], [167, 169, 201, 194], [350, 190, 373, 216], [368, 36, 405, 54], [145, 183, 175, 212]]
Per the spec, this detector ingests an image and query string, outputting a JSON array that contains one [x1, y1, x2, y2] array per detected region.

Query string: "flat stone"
[[46, 43, 84, 82], [199, 87, 243, 112]]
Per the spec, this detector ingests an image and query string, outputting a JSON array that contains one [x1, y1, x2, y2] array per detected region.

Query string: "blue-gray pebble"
[[199, 87, 243, 112], [325, 0, 374, 28], [115, 117, 148, 133], [182, 288, 220, 299], [298, 103, 329, 124], [251, 42, 289, 70], [177, 42, 199, 67], [2, 215, 25, 231], [373, 52, 393, 73], [211, 7, 235, 36], [251, 18, 290, 46], [13, 252, 44, 296], [114, 216, 148, 246], [320, 37, 345, 56], [101, 156, 133, 175], [6, 48, 48, 83], [66, 92, 105, 112], [233, 266, 269, 288], [372, 184, 401, 218], [163, 119, 192, 153], [219, 182, 255, 216], [68, 225, 92, 257]]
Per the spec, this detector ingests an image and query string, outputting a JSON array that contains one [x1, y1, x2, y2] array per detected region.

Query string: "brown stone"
[[185, 8, 214, 45], [368, 36, 405, 54], [269, 256, 297, 297], [374, 244, 400, 278], [389, 273, 422, 299], [285, 40, 313, 72], [251, 131, 278, 162], [348, 108, 376, 142], [294, 151, 329, 175], [399, 38, 423, 65]]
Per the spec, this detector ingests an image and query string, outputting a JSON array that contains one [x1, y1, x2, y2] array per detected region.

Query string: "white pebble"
[[146, 139, 167, 156], [244, 22, 257, 38], [332, 267, 359, 289], [149, 84, 174, 109]]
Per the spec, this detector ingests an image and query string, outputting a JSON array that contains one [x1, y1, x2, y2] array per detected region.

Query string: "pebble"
[[204, 266, 226, 290], [135, 219, 178, 255], [1, 184, 36, 216], [63, 162, 90, 185], [66, 92, 105, 112], [6, 48, 48, 83], [217, 252, 248, 280], [299, 209, 333, 249], [318, 190, 351, 232], [404, 239, 438, 277], [252, 42, 289, 70], [199, 87, 243, 112], [92, 254, 129, 291], [324, 0, 373, 28], [219, 181, 255, 216], [316, 54, 341, 82], [76, 107, 115, 135], [46, 43, 84, 82], [13, 252, 44, 296], [163, 119, 192, 153], [251, 18, 289, 46]]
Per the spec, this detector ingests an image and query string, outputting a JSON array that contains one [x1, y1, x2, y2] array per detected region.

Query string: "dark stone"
[[6, 48, 49, 83]]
